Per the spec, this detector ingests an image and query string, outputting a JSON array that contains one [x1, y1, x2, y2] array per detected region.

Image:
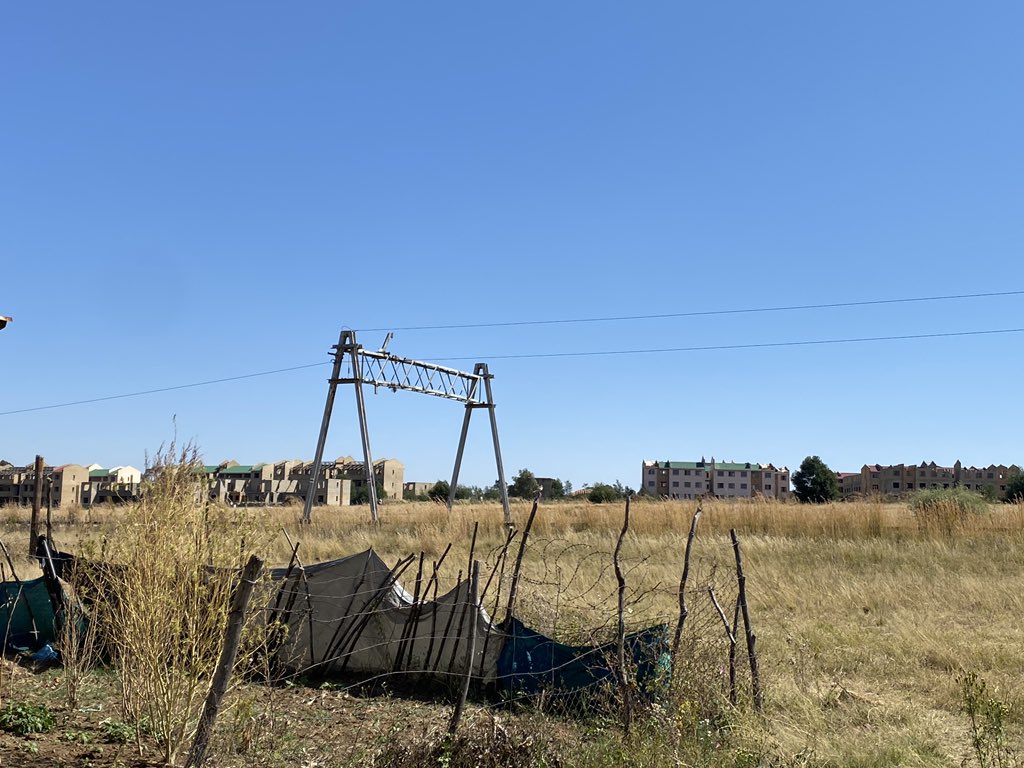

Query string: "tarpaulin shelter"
[[270, 549, 504, 682]]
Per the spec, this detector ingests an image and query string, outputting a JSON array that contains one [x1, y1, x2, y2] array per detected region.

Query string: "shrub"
[[96, 438, 272, 765], [1004, 473, 1024, 503], [0, 703, 56, 736], [910, 487, 988, 535]]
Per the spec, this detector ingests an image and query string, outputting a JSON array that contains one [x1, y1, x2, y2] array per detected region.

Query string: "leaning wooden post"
[[504, 493, 539, 623], [671, 503, 702, 666], [730, 528, 762, 712], [448, 559, 480, 736], [29, 455, 44, 556], [613, 496, 633, 734], [185, 554, 264, 768], [708, 585, 738, 706], [45, 477, 54, 546]]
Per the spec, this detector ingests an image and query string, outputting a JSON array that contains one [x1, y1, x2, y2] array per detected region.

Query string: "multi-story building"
[[953, 461, 1021, 499], [838, 460, 1021, 500], [82, 466, 142, 505], [0, 462, 92, 507], [642, 458, 789, 500]]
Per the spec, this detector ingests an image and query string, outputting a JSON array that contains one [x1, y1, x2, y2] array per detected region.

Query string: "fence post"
[[448, 559, 480, 736], [29, 455, 44, 556], [671, 503, 702, 667], [614, 496, 633, 734], [730, 528, 762, 712], [185, 554, 264, 768]]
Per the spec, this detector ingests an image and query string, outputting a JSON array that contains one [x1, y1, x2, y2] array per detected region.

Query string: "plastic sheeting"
[[496, 616, 670, 700], [0, 577, 58, 649]]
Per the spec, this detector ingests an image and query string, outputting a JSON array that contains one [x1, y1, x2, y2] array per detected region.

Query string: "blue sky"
[[2, 3, 1022, 489]]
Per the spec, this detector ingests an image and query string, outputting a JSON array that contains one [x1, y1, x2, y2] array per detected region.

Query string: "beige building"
[[838, 460, 1020, 500], [642, 458, 789, 501], [0, 462, 91, 507]]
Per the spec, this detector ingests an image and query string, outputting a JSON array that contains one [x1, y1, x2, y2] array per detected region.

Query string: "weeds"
[[0, 701, 56, 736], [960, 670, 1020, 768]]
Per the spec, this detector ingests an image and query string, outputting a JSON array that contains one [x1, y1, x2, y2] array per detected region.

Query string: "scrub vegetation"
[[1, 493, 1022, 766]]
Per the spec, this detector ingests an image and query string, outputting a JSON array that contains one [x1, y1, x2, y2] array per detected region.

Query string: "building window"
[[766, 484, 772, 490], [684, 481, 691, 488], [672, 469, 679, 476], [740, 483, 747, 489], [728, 471, 735, 477], [672, 481, 679, 487], [717, 483, 724, 489], [684, 469, 691, 476], [728, 483, 735, 489], [647, 480, 655, 487], [740, 471, 747, 477]]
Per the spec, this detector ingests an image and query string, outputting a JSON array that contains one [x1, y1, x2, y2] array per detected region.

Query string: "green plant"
[[1005, 473, 1024, 503], [959, 670, 1019, 768], [100, 718, 136, 744], [0, 702, 56, 736]]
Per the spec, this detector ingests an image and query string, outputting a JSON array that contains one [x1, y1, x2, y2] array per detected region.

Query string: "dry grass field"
[[1, 496, 1022, 767]]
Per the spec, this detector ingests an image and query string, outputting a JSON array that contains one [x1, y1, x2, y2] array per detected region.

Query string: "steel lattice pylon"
[[302, 330, 511, 525]]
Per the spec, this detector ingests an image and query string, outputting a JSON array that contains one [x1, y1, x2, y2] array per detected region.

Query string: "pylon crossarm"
[[334, 349, 483, 403]]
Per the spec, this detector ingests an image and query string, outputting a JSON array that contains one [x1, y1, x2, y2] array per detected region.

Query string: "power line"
[[356, 289, 1024, 332], [429, 327, 1024, 361], [0, 362, 329, 417], [2, 326, 1021, 417]]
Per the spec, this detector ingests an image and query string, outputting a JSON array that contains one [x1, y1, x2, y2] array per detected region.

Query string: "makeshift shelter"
[[270, 549, 505, 682], [0, 576, 59, 650], [496, 616, 670, 700]]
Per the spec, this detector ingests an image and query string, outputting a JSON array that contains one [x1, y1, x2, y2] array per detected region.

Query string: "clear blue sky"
[[2, 3, 1022, 489]]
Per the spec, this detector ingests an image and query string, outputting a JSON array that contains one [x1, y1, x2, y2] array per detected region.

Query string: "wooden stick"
[[730, 528, 762, 712], [708, 584, 738, 705], [29, 455, 44, 557], [447, 560, 479, 736], [613, 496, 633, 734], [671, 503, 702, 664], [185, 555, 264, 768], [504, 492, 539, 623]]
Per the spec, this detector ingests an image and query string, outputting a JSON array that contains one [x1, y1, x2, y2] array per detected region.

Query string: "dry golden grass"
[[3, 496, 1022, 766]]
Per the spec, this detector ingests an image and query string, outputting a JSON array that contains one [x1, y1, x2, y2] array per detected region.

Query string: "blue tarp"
[[496, 616, 670, 700], [0, 576, 58, 650]]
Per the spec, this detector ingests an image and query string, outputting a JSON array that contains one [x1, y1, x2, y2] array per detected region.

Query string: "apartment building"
[[202, 456, 405, 506], [838, 460, 1021, 500], [0, 462, 94, 507], [641, 458, 789, 500]]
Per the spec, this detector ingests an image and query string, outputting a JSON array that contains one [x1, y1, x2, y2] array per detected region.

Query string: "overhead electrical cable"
[[2, 326, 1022, 417], [356, 289, 1024, 332]]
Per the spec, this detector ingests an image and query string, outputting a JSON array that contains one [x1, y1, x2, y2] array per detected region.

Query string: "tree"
[[351, 479, 385, 505], [428, 480, 450, 502], [1005, 472, 1024, 502], [510, 468, 540, 499], [548, 478, 566, 499], [564, 480, 573, 496], [792, 456, 840, 504], [588, 483, 623, 504]]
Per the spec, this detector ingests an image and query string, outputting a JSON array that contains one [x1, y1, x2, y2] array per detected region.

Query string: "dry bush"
[[95, 439, 273, 766]]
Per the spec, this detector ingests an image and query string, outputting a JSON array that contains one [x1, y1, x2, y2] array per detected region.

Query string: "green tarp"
[[0, 576, 58, 649]]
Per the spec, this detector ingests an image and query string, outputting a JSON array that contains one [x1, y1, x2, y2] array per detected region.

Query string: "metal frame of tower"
[[301, 330, 512, 526]]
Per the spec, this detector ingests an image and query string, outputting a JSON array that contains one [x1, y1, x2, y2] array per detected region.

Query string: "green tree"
[[510, 468, 540, 499], [563, 480, 573, 496], [792, 456, 840, 503], [548, 478, 566, 499], [1005, 472, 1024, 502], [428, 480, 450, 502], [350, 479, 385, 505], [588, 483, 623, 504]]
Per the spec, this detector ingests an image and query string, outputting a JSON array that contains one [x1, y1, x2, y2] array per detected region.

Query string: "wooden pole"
[[504, 493, 539, 623], [671, 503, 702, 665], [46, 477, 54, 546], [708, 585, 738, 706], [613, 496, 633, 734], [29, 455, 44, 556], [185, 554, 264, 768], [447, 559, 479, 736], [730, 528, 762, 712]]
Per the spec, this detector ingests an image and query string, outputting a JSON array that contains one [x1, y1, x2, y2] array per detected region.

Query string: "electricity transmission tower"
[[302, 330, 512, 526]]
